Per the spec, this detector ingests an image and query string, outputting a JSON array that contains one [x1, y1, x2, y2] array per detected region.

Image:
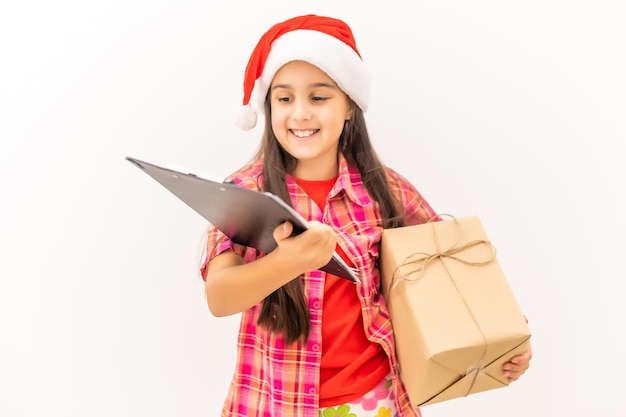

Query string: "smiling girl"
[[201, 14, 531, 417]]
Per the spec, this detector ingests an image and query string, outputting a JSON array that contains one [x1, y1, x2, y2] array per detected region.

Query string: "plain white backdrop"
[[1, 1, 624, 416]]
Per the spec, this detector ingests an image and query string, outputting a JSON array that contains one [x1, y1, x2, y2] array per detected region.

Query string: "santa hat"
[[235, 14, 370, 130]]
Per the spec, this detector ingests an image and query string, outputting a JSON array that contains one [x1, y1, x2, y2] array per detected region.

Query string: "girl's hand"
[[272, 220, 337, 274], [503, 341, 532, 383]]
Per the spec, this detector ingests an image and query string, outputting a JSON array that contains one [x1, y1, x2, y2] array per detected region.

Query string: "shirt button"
[[308, 387, 317, 395], [312, 300, 321, 309], [311, 344, 320, 352]]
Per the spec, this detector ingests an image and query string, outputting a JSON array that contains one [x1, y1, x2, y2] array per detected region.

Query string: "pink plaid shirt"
[[202, 155, 437, 416]]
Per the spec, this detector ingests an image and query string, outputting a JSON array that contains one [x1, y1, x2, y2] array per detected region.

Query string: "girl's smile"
[[290, 129, 319, 139]]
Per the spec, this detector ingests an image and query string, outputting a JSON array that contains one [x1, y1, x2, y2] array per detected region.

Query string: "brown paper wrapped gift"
[[380, 216, 531, 407]]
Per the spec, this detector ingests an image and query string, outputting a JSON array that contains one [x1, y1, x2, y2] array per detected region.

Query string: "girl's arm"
[[204, 220, 336, 316]]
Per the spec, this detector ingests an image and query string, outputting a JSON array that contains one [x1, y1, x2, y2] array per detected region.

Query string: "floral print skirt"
[[319, 374, 397, 417]]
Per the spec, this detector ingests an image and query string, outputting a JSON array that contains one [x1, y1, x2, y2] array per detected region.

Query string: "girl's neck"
[[293, 158, 339, 181]]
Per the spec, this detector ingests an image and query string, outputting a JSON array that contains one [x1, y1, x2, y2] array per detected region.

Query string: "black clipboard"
[[126, 156, 358, 283]]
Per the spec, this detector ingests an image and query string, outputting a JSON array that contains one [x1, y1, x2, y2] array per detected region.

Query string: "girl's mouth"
[[291, 129, 319, 138]]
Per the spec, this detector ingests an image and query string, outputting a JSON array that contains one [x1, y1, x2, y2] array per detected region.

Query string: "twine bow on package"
[[380, 215, 531, 407]]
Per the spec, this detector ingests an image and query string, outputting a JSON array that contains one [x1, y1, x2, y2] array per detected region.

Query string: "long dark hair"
[[254, 97, 404, 344]]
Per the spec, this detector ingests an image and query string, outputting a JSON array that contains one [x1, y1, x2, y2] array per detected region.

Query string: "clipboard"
[[126, 156, 358, 283]]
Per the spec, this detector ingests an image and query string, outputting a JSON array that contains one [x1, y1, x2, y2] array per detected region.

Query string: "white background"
[[1, 1, 624, 416]]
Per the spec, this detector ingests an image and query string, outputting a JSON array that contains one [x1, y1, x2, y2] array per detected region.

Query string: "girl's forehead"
[[271, 60, 338, 87]]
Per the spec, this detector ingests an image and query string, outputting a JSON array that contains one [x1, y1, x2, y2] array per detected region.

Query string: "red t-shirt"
[[295, 177, 390, 406]]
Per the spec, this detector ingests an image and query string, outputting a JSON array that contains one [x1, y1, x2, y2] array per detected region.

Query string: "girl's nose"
[[292, 99, 312, 120]]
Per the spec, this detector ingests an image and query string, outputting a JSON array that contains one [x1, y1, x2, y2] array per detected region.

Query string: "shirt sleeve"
[[198, 167, 264, 280], [386, 168, 440, 226], [199, 224, 259, 280]]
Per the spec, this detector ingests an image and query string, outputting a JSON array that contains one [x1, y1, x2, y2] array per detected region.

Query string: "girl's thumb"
[[273, 221, 293, 242]]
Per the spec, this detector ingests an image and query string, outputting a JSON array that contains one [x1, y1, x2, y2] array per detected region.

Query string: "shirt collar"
[[332, 154, 373, 208], [284, 154, 373, 208]]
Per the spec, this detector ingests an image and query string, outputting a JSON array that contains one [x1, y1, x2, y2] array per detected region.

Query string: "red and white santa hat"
[[235, 14, 370, 130]]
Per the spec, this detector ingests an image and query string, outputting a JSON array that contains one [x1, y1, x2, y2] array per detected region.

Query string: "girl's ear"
[[346, 99, 357, 121]]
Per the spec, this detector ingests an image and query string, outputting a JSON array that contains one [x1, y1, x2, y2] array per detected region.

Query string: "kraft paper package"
[[380, 215, 531, 407]]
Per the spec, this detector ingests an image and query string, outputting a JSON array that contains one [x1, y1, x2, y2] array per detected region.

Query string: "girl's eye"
[[312, 96, 328, 102], [277, 97, 291, 103]]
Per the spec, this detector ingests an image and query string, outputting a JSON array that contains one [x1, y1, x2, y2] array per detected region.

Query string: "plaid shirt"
[[202, 155, 437, 416]]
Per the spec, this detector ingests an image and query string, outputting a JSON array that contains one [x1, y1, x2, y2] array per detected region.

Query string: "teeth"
[[292, 129, 316, 138]]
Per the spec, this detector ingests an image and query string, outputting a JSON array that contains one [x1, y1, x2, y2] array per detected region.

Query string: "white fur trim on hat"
[[248, 29, 370, 119]]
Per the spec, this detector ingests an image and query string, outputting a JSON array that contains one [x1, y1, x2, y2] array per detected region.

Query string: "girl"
[[201, 14, 531, 417]]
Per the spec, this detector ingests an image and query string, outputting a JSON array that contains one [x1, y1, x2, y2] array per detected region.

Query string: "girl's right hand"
[[204, 220, 337, 316], [272, 220, 337, 275]]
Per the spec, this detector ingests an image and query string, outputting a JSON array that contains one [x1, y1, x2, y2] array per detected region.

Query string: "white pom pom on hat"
[[235, 14, 370, 131], [235, 104, 258, 131]]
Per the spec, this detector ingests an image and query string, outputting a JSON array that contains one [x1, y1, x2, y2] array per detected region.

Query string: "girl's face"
[[269, 60, 351, 180]]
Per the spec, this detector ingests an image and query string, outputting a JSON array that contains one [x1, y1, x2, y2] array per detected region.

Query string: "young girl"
[[201, 14, 531, 417]]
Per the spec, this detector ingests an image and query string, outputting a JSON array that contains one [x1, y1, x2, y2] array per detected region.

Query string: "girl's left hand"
[[502, 341, 532, 383]]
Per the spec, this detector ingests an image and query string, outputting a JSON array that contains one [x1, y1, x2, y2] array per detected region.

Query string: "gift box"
[[380, 216, 531, 407]]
